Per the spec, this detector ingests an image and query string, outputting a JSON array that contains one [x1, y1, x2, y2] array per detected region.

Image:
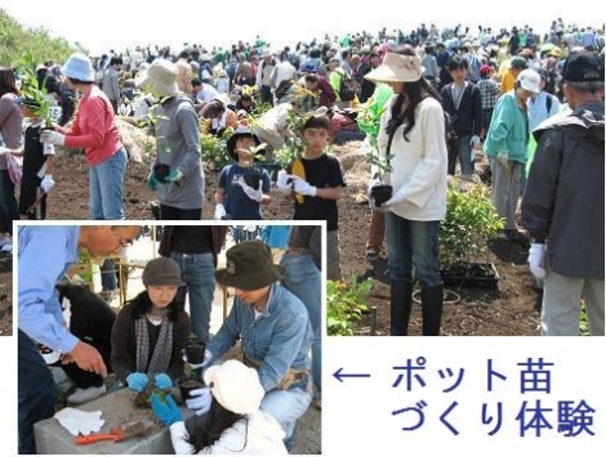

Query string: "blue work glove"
[[154, 373, 173, 390], [147, 172, 160, 191], [126, 372, 149, 392], [164, 169, 184, 183], [185, 387, 212, 416], [151, 393, 182, 426]]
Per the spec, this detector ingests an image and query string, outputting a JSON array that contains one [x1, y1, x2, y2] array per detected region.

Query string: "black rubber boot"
[[421, 285, 443, 336], [390, 282, 414, 336]]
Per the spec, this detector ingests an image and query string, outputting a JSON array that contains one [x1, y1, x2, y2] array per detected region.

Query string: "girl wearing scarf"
[[111, 257, 190, 392]]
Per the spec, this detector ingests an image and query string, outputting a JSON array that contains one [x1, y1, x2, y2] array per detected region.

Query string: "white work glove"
[[40, 131, 66, 147], [183, 349, 213, 370], [54, 407, 105, 436], [185, 387, 212, 416], [0, 146, 10, 155], [292, 176, 317, 197], [237, 177, 264, 202], [496, 150, 509, 166], [276, 170, 293, 193], [40, 174, 55, 193], [528, 243, 547, 279], [470, 135, 481, 149], [214, 204, 227, 220]]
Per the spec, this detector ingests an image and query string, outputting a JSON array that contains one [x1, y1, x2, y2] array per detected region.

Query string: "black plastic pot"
[[440, 262, 500, 289], [184, 340, 206, 364], [179, 379, 204, 402], [370, 185, 393, 208], [243, 168, 261, 189], [154, 164, 171, 183]]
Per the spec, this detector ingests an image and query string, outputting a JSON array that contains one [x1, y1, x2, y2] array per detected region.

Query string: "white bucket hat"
[[62, 53, 95, 82], [135, 58, 179, 98], [203, 360, 264, 415], [517, 68, 542, 94], [364, 53, 425, 83]]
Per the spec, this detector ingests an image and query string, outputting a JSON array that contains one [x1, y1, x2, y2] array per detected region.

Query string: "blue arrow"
[[333, 367, 371, 383]]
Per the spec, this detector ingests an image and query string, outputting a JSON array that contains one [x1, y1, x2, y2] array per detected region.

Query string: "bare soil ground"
[[0, 139, 541, 337]]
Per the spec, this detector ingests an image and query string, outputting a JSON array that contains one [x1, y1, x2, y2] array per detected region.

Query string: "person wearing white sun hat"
[[151, 359, 288, 455], [364, 46, 448, 337], [483, 67, 541, 240], [136, 58, 204, 220], [40, 52, 128, 221]]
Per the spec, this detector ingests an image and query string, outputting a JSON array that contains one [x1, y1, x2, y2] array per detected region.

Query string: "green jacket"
[[483, 91, 529, 163]]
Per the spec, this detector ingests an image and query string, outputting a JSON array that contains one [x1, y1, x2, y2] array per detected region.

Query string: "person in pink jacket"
[[41, 52, 127, 220]]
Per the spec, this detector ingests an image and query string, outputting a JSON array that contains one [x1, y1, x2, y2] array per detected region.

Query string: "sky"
[[1, 0, 602, 56]]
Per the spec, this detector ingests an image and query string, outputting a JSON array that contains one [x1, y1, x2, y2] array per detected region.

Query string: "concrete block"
[[34, 386, 194, 454]]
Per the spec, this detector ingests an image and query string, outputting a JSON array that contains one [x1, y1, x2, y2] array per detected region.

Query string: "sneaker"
[[67, 385, 107, 405], [313, 396, 322, 410]]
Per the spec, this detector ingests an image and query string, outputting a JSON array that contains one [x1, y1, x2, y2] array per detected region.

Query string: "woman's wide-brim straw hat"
[[364, 53, 425, 83], [135, 58, 179, 98]]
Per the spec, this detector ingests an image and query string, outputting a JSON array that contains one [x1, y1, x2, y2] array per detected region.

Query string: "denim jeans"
[[456, 135, 474, 176], [281, 252, 322, 395], [18, 330, 55, 454], [260, 382, 312, 447], [101, 258, 118, 291], [171, 252, 215, 343], [0, 169, 19, 234], [385, 213, 442, 287], [89, 148, 127, 220]]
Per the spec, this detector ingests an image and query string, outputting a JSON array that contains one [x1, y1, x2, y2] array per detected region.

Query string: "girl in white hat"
[[151, 359, 288, 455]]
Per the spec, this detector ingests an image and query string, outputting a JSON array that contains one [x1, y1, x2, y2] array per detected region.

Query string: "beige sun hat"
[[364, 53, 425, 83], [135, 58, 179, 97]]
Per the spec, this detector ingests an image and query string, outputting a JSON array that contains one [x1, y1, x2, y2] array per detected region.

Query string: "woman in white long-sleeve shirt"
[[365, 48, 448, 336], [151, 359, 287, 455]]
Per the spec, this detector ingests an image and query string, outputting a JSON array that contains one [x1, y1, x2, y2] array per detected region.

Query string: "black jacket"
[[522, 100, 604, 278], [440, 82, 483, 137]]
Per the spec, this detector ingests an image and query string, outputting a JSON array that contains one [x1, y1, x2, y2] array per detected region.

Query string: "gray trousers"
[[488, 156, 522, 230], [542, 261, 605, 336]]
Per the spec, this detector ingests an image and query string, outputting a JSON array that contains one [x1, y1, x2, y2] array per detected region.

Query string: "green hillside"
[[0, 8, 84, 66]]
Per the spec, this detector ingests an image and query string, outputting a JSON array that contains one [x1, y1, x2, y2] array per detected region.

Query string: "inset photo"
[[16, 222, 322, 455]]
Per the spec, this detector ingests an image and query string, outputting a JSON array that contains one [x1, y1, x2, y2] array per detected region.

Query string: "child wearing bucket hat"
[[138, 59, 205, 220], [111, 257, 191, 393], [185, 240, 313, 450], [214, 126, 271, 220], [150, 359, 287, 454]]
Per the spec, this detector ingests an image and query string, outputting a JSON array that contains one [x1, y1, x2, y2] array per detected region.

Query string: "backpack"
[[338, 71, 356, 102]]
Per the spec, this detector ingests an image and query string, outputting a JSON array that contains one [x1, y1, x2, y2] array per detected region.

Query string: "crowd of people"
[[6, 16, 606, 456]]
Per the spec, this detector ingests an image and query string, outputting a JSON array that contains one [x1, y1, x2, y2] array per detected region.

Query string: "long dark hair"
[[385, 46, 441, 142], [0, 67, 19, 98], [126, 290, 184, 321], [190, 397, 247, 452]]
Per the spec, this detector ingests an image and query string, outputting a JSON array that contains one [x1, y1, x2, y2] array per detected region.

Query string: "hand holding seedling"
[[151, 393, 182, 426], [40, 131, 65, 146]]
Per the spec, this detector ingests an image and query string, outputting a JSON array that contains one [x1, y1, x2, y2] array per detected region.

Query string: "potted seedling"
[[18, 52, 59, 131], [241, 142, 268, 189], [183, 333, 206, 365], [133, 378, 170, 409]]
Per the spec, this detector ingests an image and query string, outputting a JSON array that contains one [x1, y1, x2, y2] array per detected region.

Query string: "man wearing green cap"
[[185, 240, 313, 450]]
